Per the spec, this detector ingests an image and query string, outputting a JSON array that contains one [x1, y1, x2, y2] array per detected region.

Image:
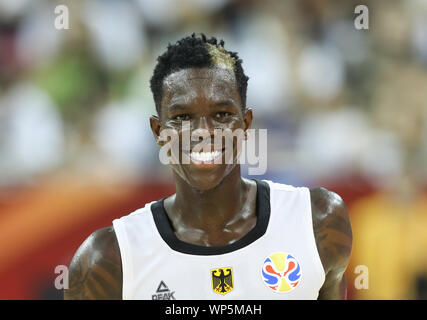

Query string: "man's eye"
[[172, 114, 190, 121], [215, 112, 231, 119]]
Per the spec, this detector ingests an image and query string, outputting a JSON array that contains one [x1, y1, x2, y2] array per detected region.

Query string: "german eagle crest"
[[211, 267, 233, 295]]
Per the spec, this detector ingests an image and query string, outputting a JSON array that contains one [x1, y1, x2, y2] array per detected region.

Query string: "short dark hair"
[[150, 33, 249, 115]]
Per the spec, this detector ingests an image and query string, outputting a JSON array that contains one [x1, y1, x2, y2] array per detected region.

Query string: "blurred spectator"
[[82, 0, 147, 71], [0, 82, 64, 185]]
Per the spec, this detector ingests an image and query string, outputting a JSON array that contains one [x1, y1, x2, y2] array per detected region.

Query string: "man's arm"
[[64, 226, 123, 300], [310, 187, 353, 300]]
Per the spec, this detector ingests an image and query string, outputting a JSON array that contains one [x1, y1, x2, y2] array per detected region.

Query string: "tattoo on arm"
[[64, 227, 123, 300], [310, 188, 353, 299]]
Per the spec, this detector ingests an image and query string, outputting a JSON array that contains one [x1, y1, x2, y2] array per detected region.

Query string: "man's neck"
[[165, 167, 257, 245]]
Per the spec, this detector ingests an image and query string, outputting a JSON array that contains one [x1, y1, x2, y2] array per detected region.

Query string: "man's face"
[[150, 67, 253, 191]]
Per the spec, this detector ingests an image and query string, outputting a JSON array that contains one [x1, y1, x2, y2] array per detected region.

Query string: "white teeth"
[[190, 151, 221, 162]]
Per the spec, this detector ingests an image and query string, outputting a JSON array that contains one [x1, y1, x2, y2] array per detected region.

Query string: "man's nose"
[[192, 116, 214, 133], [191, 116, 214, 143]]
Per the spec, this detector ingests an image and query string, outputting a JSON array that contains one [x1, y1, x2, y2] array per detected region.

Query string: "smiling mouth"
[[182, 149, 225, 165], [190, 150, 222, 163]]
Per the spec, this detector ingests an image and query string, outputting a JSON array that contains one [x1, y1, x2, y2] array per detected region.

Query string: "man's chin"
[[186, 174, 225, 192], [176, 165, 236, 192]]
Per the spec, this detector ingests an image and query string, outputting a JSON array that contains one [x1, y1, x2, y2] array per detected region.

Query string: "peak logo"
[[152, 281, 176, 300]]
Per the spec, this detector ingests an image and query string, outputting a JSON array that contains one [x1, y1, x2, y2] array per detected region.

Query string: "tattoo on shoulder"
[[64, 226, 123, 300], [310, 188, 353, 275]]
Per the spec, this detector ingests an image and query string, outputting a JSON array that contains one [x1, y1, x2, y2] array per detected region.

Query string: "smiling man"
[[64, 34, 352, 300]]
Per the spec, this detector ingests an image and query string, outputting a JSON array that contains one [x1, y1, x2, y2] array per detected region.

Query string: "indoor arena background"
[[0, 0, 426, 299]]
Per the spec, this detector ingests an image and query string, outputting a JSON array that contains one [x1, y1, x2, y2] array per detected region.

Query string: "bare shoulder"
[[64, 226, 122, 300], [309, 187, 353, 279]]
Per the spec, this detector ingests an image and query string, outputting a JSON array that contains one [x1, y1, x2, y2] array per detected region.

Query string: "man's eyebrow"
[[167, 103, 188, 112], [211, 100, 237, 108]]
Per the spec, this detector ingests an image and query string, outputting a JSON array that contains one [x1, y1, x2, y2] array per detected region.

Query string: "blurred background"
[[0, 0, 426, 299]]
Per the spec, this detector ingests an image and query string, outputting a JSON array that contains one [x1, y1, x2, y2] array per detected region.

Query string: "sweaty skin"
[[64, 67, 352, 300]]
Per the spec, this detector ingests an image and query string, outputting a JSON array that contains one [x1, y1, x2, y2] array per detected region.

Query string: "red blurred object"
[[0, 181, 175, 300]]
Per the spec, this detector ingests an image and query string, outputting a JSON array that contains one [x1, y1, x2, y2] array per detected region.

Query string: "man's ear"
[[150, 115, 164, 147], [243, 108, 253, 140]]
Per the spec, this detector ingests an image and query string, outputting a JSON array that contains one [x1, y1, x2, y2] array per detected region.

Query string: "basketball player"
[[64, 34, 352, 300]]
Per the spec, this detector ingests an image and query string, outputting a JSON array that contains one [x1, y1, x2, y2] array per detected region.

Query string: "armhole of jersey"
[[260, 179, 273, 235], [303, 187, 326, 287], [112, 218, 133, 300]]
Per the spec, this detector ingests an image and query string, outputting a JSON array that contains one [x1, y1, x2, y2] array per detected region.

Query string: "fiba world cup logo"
[[261, 252, 302, 292]]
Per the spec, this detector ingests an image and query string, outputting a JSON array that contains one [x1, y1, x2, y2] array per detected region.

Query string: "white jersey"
[[112, 179, 325, 300]]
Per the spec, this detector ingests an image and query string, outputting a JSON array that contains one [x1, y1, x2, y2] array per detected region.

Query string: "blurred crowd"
[[0, 0, 426, 299]]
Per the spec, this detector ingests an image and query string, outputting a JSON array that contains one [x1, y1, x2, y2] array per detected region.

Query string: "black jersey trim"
[[150, 179, 271, 255]]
